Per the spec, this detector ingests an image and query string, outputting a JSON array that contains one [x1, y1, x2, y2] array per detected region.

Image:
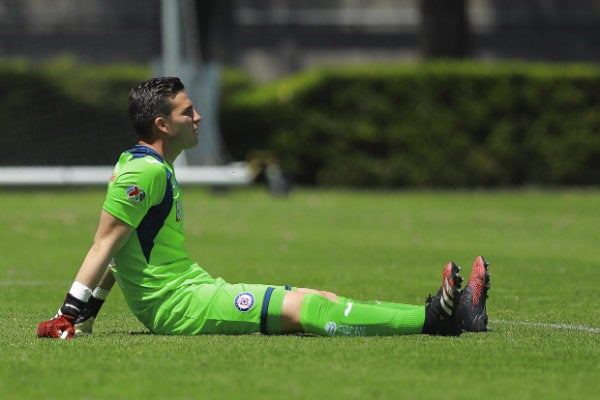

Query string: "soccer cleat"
[[423, 261, 463, 336], [459, 256, 491, 332]]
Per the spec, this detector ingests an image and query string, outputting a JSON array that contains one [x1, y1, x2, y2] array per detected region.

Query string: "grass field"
[[0, 187, 598, 399]]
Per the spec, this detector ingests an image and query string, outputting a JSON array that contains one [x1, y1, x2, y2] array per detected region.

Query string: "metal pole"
[[161, 0, 182, 76], [161, 0, 189, 166]]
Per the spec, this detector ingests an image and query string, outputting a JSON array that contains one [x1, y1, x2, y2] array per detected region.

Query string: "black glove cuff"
[[60, 293, 87, 317], [87, 296, 105, 318]]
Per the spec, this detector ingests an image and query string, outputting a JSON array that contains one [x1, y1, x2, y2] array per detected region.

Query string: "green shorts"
[[147, 277, 294, 335]]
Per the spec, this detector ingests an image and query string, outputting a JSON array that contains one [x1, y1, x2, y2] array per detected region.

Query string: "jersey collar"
[[126, 145, 165, 164]]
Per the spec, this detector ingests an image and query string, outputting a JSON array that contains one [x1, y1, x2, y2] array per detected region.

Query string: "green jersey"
[[102, 145, 289, 336], [103, 145, 212, 326]]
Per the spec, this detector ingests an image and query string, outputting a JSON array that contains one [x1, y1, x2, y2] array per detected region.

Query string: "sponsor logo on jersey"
[[325, 321, 338, 336], [324, 322, 366, 336], [234, 292, 255, 312], [126, 185, 145, 204]]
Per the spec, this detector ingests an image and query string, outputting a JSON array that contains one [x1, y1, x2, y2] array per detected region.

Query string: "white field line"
[[491, 319, 600, 334], [0, 280, 70, 287]]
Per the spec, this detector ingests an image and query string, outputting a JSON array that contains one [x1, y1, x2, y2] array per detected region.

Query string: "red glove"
[[37, 314, 76, 340]]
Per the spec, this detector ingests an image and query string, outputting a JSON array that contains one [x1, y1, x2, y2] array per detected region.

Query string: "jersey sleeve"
[[102, 157, 167, 228]]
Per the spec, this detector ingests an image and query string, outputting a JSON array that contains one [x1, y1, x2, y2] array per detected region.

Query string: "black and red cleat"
[[459, 256, 491, 332], [423, 261, 463, 336]]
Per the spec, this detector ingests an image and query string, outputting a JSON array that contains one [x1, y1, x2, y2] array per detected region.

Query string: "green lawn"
[[0, 187, 598, 399]]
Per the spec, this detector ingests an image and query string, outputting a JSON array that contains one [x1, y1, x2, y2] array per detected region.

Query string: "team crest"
[[234, 292, 255, 312], [126, 185, 145, 204]]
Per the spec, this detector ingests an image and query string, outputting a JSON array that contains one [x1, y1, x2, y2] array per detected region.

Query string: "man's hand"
[[37, 314, 76, 340], [38, 293, 87, 339]]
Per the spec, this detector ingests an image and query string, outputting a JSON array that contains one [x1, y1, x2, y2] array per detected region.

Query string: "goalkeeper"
[[37, 77, 491, 340]]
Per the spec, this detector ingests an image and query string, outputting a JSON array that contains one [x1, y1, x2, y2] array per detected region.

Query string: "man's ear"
[[154, 116, 169, 134]]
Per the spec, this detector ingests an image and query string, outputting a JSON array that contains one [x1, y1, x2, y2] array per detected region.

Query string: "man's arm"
[[74, 210, 133, 289], [37, 210, 134, 339], [73, 262, 117, 335]]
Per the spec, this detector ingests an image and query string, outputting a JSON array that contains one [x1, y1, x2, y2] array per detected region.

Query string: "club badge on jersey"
[[234, 292, 255, 312], [126, 185, 146, 204]]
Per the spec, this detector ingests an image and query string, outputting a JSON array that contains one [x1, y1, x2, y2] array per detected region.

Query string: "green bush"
[[3, 59, 600, 188], [220, 61, 600, 187]]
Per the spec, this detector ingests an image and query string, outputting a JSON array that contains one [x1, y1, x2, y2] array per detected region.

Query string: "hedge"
[[220, 61, 600, 187], [3, 59, 600, 188]]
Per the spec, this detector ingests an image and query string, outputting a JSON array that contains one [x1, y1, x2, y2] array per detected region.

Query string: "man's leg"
[[282, 262, 463, 336], [281, 290, 425, 336], [151, 280, 293, 335], [297, 288, 422, 311]]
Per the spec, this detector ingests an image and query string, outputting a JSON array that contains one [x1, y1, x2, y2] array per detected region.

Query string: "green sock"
[[300, 293, 425, 336], [336, 296, 423, 311]]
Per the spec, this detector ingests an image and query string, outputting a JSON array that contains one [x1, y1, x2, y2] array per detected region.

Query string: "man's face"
[[164, 91, 202, 150]]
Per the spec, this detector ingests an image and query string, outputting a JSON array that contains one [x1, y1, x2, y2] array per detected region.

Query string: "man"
[[37, 77, 491, 339]]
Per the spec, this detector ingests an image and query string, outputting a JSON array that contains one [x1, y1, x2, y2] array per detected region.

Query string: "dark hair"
[[128, 77, 185, 140]]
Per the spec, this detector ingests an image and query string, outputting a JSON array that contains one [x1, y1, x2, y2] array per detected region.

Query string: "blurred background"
[[1, 0, 600, 188], [4, 1, 600, 78]]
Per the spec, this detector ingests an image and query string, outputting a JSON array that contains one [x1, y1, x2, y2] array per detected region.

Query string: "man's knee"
[[280, 291, 306, 333], [297, 287, 338, 302]]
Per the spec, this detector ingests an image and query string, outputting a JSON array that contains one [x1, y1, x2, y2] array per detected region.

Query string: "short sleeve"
[[102, 157, 167, 228]]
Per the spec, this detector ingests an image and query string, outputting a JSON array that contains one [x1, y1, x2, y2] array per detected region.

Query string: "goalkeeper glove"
[[37, 313, 76, 340], [37, 293, 86, 340]]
